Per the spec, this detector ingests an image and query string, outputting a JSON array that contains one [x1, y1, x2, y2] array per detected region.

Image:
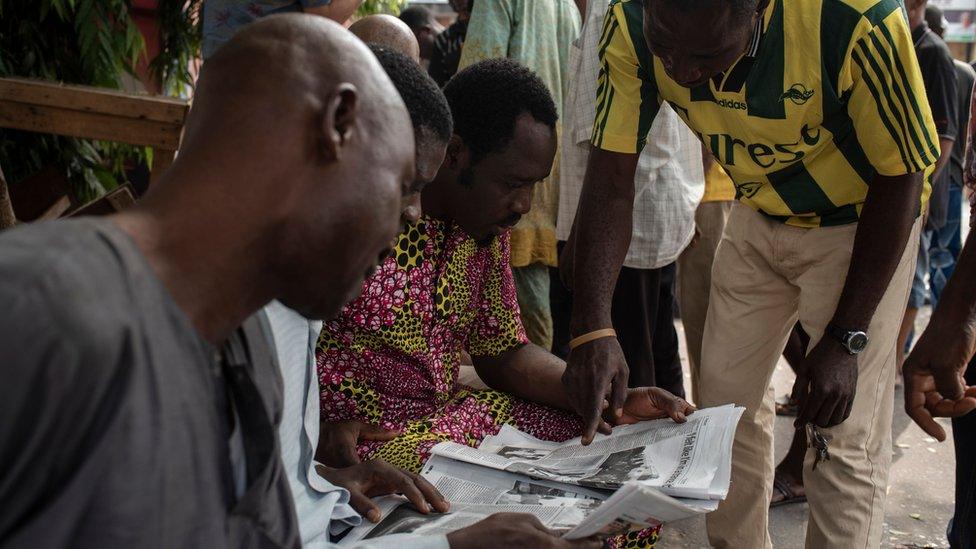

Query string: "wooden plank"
[[68, 184, 136, 217], [0, 100, 182, 149], [38, 195, 71, 221], [150, 148, 177, 186], [0, 78, 188, 124]]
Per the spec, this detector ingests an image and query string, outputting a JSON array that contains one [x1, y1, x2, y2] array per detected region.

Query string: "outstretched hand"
[[904, 319, 976, 441], [563, 337, 629, 445]]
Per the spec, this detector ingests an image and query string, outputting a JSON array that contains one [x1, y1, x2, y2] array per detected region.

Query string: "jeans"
[[929, 183, 963, 307]]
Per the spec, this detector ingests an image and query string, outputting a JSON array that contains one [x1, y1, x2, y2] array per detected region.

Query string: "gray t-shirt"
[[0, 218, 299, 548]]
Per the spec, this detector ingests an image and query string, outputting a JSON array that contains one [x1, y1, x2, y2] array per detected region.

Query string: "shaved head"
[[160, 14, 415, 320], [349, 14, 421, 62]]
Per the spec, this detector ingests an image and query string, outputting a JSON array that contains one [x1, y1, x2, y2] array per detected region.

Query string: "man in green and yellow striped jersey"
[[561, 0, 938, 546]]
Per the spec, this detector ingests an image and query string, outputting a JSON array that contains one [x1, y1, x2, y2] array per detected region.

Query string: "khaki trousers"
[[677, 200, 734, 404], [701, 204, 920, 548]]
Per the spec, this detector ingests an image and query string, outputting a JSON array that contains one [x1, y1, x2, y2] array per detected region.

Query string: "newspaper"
[[337, 455, 718, 545], [431, 405, 744, 500]]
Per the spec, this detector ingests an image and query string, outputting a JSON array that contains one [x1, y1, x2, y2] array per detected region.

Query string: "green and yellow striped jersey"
[[593, 0, 937, 228]]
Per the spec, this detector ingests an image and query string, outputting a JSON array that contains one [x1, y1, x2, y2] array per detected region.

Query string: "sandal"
[[770, 473, 806, 508]]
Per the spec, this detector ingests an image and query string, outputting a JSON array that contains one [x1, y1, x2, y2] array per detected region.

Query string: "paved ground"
[[659, 309, 956, 549]]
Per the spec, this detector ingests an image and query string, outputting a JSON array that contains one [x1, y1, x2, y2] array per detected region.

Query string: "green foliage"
[[0, 0, 196, 204], [357, 0, 407, 16], [150, 0, 204, 97]]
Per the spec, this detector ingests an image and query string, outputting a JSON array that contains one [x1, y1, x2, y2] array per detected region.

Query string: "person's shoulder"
[[920, 30, 956, 68], [818, 0, 902, 21], [955, 59, 976, 77], [0, 220, 134, 370]]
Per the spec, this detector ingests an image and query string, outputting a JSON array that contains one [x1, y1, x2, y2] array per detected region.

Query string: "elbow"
[[581, 149, 639, 203]]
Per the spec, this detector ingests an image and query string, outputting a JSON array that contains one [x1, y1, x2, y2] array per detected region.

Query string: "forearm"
[[474, 345, 572, 410], [830, 172, 923, 330], [568, 151, 640, 334], [303, 0, 362, 24]]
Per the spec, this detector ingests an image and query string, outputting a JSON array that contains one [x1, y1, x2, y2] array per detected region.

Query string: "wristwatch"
[[826, 323, 870, 355]]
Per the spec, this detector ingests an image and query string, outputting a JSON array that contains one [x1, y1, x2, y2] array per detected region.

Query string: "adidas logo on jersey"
[[715, 98, 748, 111]]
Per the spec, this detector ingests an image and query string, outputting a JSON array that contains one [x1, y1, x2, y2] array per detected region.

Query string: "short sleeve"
[[844, 8, 941, 176], [466, 235, 529, 357], [591, 3, 660, 154]]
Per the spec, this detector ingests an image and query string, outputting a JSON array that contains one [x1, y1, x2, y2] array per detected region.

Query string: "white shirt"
[[556, 0, 704, 270], [264, 301, 449, 549]]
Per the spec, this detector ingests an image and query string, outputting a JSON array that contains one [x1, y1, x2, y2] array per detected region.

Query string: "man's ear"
[[445, 134, 469, 170], [320, 83, 359, 163]]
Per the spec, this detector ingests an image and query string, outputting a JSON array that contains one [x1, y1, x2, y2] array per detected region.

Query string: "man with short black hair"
[[564, 0, 939, 546], [458, 0, 580, 352]]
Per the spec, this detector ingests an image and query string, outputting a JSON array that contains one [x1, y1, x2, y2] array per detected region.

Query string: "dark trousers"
[[550, 244, 685, 397], [951, 355, 976, 548]]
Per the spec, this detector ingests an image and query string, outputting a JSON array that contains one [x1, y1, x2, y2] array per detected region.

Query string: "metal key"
[[807, 424, 831, 471]]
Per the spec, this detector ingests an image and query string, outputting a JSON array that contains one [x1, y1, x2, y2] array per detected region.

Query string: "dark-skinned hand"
[[793, 338, 858, 429], [563, 337, 629, 445], [316, 419, 401, 468], [316, 459, 449, 523], [615, 387, 697, 426], [904, 318, 976, 441], [446, 513, 603, 549]]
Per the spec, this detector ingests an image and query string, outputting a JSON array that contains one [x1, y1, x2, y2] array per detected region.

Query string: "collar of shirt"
[[912, 20, 931, 46]]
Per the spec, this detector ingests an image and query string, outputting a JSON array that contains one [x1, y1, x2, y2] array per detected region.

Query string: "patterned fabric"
[[317, 216, 581, 473], [458, 0, 580, 268], [317, 217, 661, 547], [594, 0, 937, 228], [201, 0, 332, 59]]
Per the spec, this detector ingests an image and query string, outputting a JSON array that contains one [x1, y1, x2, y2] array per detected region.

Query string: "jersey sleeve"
[[467, 234, 529, 358], [843, 7, 941, 176], [591, 2, 661, 154]]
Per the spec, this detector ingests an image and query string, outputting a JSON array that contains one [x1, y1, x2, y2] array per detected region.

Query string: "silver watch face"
[[847, 332, 869, 354]]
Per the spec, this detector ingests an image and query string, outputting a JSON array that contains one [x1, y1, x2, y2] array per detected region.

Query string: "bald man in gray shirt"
[[0, 15, 412, 548]]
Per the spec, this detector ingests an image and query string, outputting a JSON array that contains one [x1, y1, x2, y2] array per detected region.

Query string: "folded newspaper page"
[[430, 405, 744, 499], [337, 455, 717, 545]]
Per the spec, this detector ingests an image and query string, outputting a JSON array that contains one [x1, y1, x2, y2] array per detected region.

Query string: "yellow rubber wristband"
[[569, 329, 618, 350]]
